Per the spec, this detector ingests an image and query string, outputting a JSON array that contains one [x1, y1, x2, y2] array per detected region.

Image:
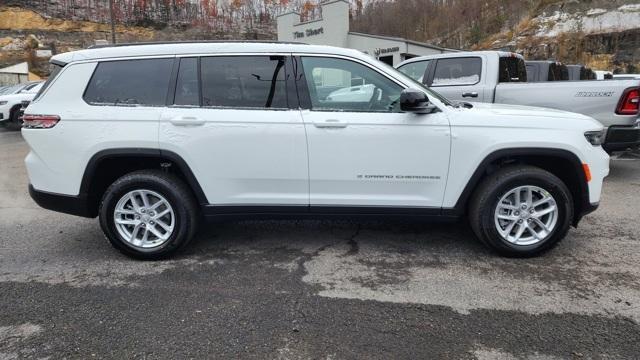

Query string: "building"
[[0, 62, 42, 86], [277, 0, 456, 66]]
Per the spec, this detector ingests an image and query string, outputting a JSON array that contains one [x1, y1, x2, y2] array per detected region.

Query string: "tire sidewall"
[[100, 177, 190, 258], [480, 173, 573, 255]]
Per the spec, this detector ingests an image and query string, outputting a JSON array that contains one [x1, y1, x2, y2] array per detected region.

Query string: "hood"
[[0, 92, 36, 102]]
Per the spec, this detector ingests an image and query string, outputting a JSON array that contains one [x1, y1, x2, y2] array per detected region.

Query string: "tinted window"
[[432, 57, 481, 86], [301, 57, 403, 113], [174, 57, 199, 106], [84, 58, 173, 106], [397, 60, 430, 83], [499, 57, 527, 83], [200, 56, 287, 108]]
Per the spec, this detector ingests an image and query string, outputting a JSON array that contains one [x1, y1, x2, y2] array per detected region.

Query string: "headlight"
[[0, 101, 7, 105], [584, 130, 605, 146]]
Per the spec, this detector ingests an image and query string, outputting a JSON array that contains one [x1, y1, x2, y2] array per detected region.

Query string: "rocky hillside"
[[353, 0, 640, 73], [1, 0, 639, 77], [475, 1, 640, 73]]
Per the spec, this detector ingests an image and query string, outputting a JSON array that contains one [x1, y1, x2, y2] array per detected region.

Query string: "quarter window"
[[84, 58, 173, 106], [432, 57, 482, 86], [174, 57, 199, 106], [200, 56, 287, 109], [301, 57, 403, 112]]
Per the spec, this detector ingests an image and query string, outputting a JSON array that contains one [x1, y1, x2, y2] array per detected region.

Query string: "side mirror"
[[400, 89, 436, 114]]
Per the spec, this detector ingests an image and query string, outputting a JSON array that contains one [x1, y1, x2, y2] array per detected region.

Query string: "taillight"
[[616, 87, 640, 115], [22, 114, 60, 129]]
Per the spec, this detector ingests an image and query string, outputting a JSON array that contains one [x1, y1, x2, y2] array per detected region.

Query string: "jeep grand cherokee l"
[[22, 42, 609, 259]]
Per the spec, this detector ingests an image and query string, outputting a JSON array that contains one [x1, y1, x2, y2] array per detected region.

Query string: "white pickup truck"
[[397, 51, 640, 153]]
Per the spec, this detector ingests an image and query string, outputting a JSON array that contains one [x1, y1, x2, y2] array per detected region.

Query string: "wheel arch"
[[80, 148, 208, 217], [448, 148, 590, 226]]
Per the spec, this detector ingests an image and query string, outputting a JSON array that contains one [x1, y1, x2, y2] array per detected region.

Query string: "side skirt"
[[202, 205, 460, 222]]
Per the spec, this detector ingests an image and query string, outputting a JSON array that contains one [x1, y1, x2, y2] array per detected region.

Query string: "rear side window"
[[397, 60, 430, 83], [498, 57, 527, 83], [84, 58, 173, 106], [200, 56, 287, 109], [432, 57, 481, 86]]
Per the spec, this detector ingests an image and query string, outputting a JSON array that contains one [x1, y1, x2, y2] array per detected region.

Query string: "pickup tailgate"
[[495, 79, 639, 128]]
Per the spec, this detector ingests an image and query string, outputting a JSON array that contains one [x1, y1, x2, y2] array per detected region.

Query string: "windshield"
[[375, 58, 453, 106], [25, 82, 44, 93]]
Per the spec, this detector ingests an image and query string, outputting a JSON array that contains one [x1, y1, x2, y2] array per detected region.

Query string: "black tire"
[[99, 170, 199, 260], [6, 106, 23, 131], [468, 165, 573, 257]]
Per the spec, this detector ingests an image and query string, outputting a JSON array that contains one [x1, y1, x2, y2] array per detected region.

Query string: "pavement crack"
[[345, 224, 361, 256]]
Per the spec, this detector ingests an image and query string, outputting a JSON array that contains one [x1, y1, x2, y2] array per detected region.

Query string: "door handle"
[[462, 92, 478, 98], [313, 119, 348, 128], [169, 116, 205, 126]]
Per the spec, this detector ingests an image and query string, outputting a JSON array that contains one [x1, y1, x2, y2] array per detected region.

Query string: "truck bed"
[[495, 79, 639, 128]]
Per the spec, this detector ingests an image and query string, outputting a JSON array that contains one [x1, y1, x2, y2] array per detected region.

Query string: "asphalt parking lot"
[[1, 126, 640, 359]]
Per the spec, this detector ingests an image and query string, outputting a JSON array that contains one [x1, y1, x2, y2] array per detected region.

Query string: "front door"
[[296, 56, 451, 208], [427, 57, 485, 102]]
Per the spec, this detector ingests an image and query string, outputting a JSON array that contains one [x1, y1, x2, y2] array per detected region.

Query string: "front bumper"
[[573, 202, 599, 227], [603, 124, 640, 152], [29, 184, 96, 218]]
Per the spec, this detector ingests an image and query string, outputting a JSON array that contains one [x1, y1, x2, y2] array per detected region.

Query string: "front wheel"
[[468, 165, 574, 257], [6, 106, 23, 131], [99, 170, 199, 260]]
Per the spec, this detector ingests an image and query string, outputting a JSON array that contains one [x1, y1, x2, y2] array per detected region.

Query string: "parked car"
[[397, 51, 640, 153], [525, 60, 569, 82], [567, 65, 596, 80], [613, 74, 640, 80], [24, 42, 609, 259], [594, 70, 613, 80], [0, 81, 44, 130]]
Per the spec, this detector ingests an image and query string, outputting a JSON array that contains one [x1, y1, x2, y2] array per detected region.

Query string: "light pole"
[[109, 0, 116, 44]]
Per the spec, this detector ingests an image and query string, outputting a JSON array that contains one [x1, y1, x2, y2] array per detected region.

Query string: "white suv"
[[23, 42, 609, 259]]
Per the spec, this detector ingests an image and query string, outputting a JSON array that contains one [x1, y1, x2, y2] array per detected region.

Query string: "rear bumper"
[[29, 184, 96, 218], [603, 125, 640, 152]]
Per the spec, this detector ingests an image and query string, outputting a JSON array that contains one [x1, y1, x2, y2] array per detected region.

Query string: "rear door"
[[426, 57, 485, 102], [158, 55, 309, 206]]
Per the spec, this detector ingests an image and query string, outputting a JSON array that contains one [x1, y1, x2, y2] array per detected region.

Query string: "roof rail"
[[88, 40, 308, 49]]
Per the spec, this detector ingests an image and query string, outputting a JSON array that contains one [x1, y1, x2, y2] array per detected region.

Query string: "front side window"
[[84, 58, 173, 106], [397, 60, 430, 83], [301, 57, 403, 112], [200, 56, 287, 109], [432, 57, 482, 86]]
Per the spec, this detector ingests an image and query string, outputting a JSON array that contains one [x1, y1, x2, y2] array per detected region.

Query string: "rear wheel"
[[99, 170, 199, 260], [469, 165, 573, 257]]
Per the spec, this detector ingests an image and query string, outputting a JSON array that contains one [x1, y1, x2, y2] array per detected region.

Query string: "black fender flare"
[[445, 147, 590, 222], [79, 148, 208, 206]]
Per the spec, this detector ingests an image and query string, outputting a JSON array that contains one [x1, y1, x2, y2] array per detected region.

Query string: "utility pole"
[[109, 0, 116, 44]]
